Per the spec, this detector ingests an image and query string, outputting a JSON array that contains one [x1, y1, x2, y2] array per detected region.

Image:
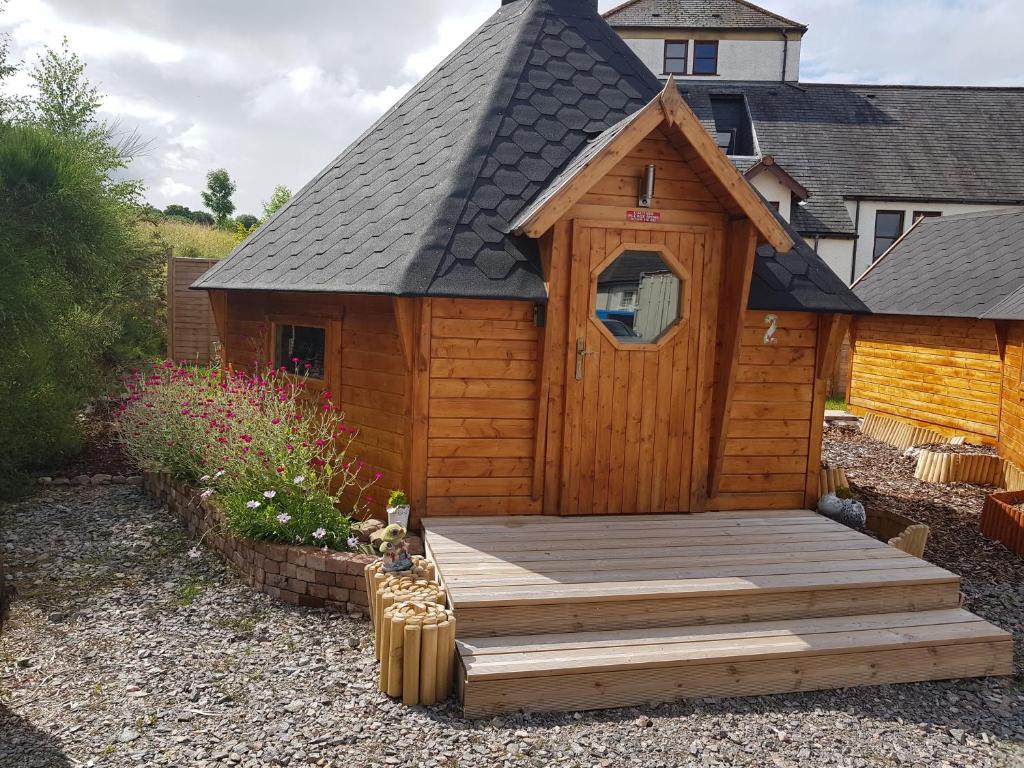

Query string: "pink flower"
[[246, 500, 261, 509], [276, 512, 291, 524], [312, 528, 327, 540], [276, 466, 285, 474], [373, 471, 383, 481]]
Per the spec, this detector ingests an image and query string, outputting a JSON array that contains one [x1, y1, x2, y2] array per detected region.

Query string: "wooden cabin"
[[849, 208, 1024, 462], [194, 0, 1011, 715]]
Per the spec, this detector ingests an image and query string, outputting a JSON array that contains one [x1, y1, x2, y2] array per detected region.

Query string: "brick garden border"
[[143, 471, 373, 616]]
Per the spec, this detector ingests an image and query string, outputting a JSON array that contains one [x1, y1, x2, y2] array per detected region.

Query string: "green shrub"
[[0, 123, 164, 496], [143, 216, 238, 260], [116, 362, 378, 550]]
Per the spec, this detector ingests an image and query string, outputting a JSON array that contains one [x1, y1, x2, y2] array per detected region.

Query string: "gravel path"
[[2, 433, 1023, 767]]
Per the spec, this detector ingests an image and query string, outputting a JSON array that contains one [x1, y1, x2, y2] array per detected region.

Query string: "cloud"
[[2, 0, 1021, 213]]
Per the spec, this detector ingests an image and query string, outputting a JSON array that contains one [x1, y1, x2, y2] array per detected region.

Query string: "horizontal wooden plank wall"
[[425, 298, 542, 516], [222, 291, 405, 519], [848, 315, 1002, 444], [709, 310, 818, 511], [168, 256, 220, 363], [999, 322, 1024, 468]]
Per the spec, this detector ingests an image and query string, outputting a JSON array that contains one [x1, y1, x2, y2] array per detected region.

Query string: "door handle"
[[575, 338, 594, 381]]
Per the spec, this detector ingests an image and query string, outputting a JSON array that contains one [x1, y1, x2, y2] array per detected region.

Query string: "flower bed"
[[980, 489, 1024, 556], [145, 471, 373, 613]]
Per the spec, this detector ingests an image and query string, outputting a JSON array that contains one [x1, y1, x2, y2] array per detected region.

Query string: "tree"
[[189, 210, 215, 226], [0, 0, 17, 121], [201, 168, 236, 224], [262, 184, 292, 221], [0, 123, 163, 497], [236, 213, 259, 230], [163, 203, 193, 220], [26, 38, 101, 136]]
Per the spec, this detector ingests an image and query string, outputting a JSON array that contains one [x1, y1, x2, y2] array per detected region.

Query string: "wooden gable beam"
[[708, 218, 759, 497], [658, 82, 794, 254], [516, 99, 666, 238]]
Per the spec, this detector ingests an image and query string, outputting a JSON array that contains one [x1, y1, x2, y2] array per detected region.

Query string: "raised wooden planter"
[[865, 506, 930, 559], [914, 450, 1004, 485], [980, 490, 1024, 555], [860, 412, 965, 451], [819, 467, 849, 495]]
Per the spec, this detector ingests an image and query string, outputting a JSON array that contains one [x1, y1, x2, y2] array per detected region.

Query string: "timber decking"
[[422, 512, 1013, 716]]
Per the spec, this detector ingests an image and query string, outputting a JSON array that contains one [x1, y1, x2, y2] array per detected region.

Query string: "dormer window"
[[709, 94, 755, 156], [663, 41, 687, 75], [693, 41, 719, 75]]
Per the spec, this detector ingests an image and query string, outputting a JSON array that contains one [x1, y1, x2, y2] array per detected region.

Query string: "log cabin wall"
[[218, 291, 407, 518], [847, 315, 1002, 444], [422, 298, 543, 517], [708, 310, 820, 511], [998, 321, 1024, 467]]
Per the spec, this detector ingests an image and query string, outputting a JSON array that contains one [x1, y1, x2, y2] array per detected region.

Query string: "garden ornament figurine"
[[379, 523, 413, 573]]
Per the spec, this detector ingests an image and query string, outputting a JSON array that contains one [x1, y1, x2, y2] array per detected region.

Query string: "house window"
[[275, 324, 326, 379], [913, 210, 941, 222], [872, 210, 905, 260], [693, 41, 719, 75], [663, 41, 687, 75]]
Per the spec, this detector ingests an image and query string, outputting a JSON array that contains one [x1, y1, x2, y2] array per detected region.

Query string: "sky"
[[1, 0, 1021, 214]]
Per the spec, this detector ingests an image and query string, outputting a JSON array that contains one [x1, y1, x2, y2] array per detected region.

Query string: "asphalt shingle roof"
[[195, 0, 863, 315], [604, 0, 805, 30], [195, 0, 660, 299], [680, 82, 1024, 237], [853, 208, 1024, 319]]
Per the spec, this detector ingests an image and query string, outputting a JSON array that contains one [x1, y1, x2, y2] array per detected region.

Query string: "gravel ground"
[[1, 431, 1023, 768]]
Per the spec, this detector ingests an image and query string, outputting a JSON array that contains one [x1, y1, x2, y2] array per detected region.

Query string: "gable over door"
[[560, 222, 718, 514]]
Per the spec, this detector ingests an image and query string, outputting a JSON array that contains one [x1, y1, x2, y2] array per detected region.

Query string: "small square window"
[[663, 41, 687, 75], [693, 41, 719, 75], [275, 324, 326, 379]]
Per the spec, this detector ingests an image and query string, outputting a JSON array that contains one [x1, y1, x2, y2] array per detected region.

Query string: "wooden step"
[[457, 609, 1013, 717], [424, 513, 962, 637]]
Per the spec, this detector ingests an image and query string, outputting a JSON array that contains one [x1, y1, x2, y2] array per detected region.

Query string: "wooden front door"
[[560, 223, 711, 514]]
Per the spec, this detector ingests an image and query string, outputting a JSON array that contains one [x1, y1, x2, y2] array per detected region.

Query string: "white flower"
[[263, 490, 277, 499], [199, 474, 211, 482], [312, 527, 327, 540], [346, 536, 360, 549], [200, 488, 214, 500], [187, 547, 202, 559], [213, 469, 225, 479], [246, 500, 261, 509], [276, 513, 291, 524], [293, 475, 305, 485]]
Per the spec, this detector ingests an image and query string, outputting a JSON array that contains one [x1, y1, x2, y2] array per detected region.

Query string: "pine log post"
[[378, 601, 457, 705]]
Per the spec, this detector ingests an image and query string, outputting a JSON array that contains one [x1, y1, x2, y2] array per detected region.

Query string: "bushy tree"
[[163, 203, 193, 220], [0, 0, 19, 122], [0, 39, 163, 497], [262, 184, 291, 221], [26, 38, 100, 136], [236, 213, 259, 230], [190, 210, 214, 226], [201, 168, 236, 224]]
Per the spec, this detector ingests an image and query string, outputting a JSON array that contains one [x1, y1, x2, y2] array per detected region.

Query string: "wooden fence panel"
[[167, 255, 220, 364]]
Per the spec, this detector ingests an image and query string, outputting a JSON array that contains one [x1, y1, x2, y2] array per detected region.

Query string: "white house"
[[605, 0, 1024, 284]]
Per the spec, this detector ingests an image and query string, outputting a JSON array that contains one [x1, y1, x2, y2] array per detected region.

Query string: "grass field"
[[142, 217, 238, 260]]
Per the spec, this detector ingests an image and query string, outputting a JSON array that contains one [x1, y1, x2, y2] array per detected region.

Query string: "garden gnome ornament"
[[379, 523, 413, 573]]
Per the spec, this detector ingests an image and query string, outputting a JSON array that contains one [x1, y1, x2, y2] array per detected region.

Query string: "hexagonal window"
[[594, 250, 685, 344]]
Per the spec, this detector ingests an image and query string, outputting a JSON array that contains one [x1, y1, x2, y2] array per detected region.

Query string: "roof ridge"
[[404, 1, 549, 293]]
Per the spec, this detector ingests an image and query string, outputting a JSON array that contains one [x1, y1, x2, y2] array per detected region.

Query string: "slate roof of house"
[[195, 0, 660, 300], [195, 0, 864, 315], [853, 208, 1024, 320], [680, 82, 1024, 238], [604, 0, 806, 31]]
